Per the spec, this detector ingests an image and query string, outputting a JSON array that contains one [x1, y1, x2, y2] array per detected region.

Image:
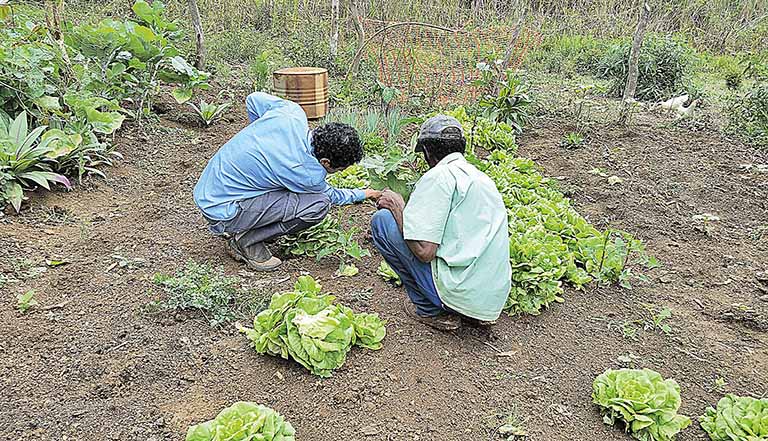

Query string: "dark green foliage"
[[595, 35, 695, 101], [727, 82, 768, 148], [281, 213, 371, 262], [478, 75, 532, 134]]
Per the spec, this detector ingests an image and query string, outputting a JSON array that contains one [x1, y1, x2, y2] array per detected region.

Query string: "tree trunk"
[[348, 0, 365, 75], [622, 1, 651, 105], [188, 0, 206, 70], [330, 0, 340, 58]]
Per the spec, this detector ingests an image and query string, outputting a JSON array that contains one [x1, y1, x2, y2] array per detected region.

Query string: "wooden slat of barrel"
[[273, 67, 329, 119]]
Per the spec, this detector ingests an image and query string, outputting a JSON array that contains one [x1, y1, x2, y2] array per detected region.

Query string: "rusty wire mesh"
[[362, 19, 541, 105]]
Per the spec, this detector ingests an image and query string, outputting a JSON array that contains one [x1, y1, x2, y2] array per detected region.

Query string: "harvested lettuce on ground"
[[700, 394, 768, 441], [352, 312, 387, 350], [238, 276, 386, 377], [592, 368, 691, 441], [377, 260, 402, 286], [186, 401, 295, 441]]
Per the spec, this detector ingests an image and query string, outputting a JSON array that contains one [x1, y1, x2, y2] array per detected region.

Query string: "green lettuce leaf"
[[593, 368, 691, 441], [700, 394, 768, 441], [352, 312, 387, 350], [239, 276, 386, 377], [185, 401, 295, 441]]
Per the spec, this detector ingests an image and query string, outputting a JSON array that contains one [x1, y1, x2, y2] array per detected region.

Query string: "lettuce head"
[[239, 276, 386, 377], [593, 368, 691, 441], [700, 394, 768, 441], [186, 401, 295, 441]]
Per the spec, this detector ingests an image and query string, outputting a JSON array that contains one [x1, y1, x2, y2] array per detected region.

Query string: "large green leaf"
[[5, 181, 23, 212], [85, 108, 125, 134], [171, 87, 192, 104]]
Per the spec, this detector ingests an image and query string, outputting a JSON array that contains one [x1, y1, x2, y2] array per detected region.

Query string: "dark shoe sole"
[[402, 297, 460, 331]]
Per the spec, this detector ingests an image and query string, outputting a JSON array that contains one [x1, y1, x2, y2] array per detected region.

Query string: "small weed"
[[642, 304, 673, 335], [16, 290, 39, 313], [621, 321, 640, 340], [710, 376, 728, 393], [498, 407, 527, 440], [145, 261, 268, 326], [692, 213, 721, 236], [188, 99, 232, 127], [560, 131, 585, 149], [616, 353, 641, 368]]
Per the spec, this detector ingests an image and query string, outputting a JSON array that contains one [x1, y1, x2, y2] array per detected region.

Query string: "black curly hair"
[[417, 137, 466, 163], [311, 122, 363, 169]]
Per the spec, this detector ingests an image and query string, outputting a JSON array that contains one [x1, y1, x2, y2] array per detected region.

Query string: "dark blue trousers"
[[370, 209, 445, 317]]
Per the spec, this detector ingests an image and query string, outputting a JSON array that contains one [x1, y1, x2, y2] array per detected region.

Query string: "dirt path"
[[1, 100, 767, 441]]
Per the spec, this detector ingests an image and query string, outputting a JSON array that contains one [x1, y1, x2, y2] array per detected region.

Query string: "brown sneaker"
[[225, 238, 282, 272], [402, 297, 460, 331]]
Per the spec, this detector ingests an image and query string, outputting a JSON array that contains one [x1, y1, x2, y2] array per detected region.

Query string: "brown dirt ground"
[[1, 94, 767, 441]]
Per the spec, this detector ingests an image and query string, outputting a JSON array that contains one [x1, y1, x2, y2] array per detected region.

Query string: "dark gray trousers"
[[208, 190, 331, 256]]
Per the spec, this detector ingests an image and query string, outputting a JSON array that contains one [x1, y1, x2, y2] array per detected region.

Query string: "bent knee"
[[299, 194, 331, 224], [371, 209, 396, 238]]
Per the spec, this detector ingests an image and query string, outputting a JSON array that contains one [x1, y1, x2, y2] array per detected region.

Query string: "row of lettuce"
[[325, 105, 656, 317], [0, 1, 207, 212], [183, 365, 766, 440]]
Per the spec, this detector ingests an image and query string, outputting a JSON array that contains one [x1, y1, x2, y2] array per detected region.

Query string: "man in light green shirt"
[[372, 115, 511, 331]]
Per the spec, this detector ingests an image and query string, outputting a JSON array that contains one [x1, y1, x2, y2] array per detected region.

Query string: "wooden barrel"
[[272, 67, 329, 119]]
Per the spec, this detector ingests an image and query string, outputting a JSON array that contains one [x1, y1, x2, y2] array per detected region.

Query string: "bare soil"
[[1, 96, 767, 441]]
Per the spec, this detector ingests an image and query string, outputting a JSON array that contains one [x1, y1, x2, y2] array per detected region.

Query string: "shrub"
[[727, 82, 768, 148], [595, 35, 696, 101], [527, 34, 608, 74], [478, 74, 532, 134]]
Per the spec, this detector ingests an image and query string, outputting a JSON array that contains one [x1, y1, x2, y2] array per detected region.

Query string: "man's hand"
[[376, 189, 405, 212], [364, 189, 383, 200]]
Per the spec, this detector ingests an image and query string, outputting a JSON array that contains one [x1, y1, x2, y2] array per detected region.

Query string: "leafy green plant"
[[281, 212, 370, 262], [360, 146, 421, 200], [0, 112, 72, 212], [593, 368, 691, 441], [700, 394, 768, 441], [16, 290, 39, 313], [476, 150, 654, 315], [248, 50, 274, 92], [445, 106, 518, 153], [186, 401, 295, 441], [326, 164, 369, 189], [478, 73, 532, 134], [561, 132, 585, 149], [726, 82, 768, 148], [188, 99, 232, 127], [237, 276, 386, 377], [377, 261, 402, 287], [642, 304, 673, 335], [146, 261, 266, 326], [595, 35, 695, 101]]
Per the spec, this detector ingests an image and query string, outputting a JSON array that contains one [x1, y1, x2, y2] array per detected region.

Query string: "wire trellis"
[[362, 18, 542, 106]]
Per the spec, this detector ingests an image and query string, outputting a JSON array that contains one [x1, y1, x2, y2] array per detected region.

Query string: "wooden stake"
[[187, 0, 206, 70], [330, 0, 340, 58]]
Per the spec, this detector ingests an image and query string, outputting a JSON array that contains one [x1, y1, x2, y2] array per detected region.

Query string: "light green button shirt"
[[403, 152, 511, 321]]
